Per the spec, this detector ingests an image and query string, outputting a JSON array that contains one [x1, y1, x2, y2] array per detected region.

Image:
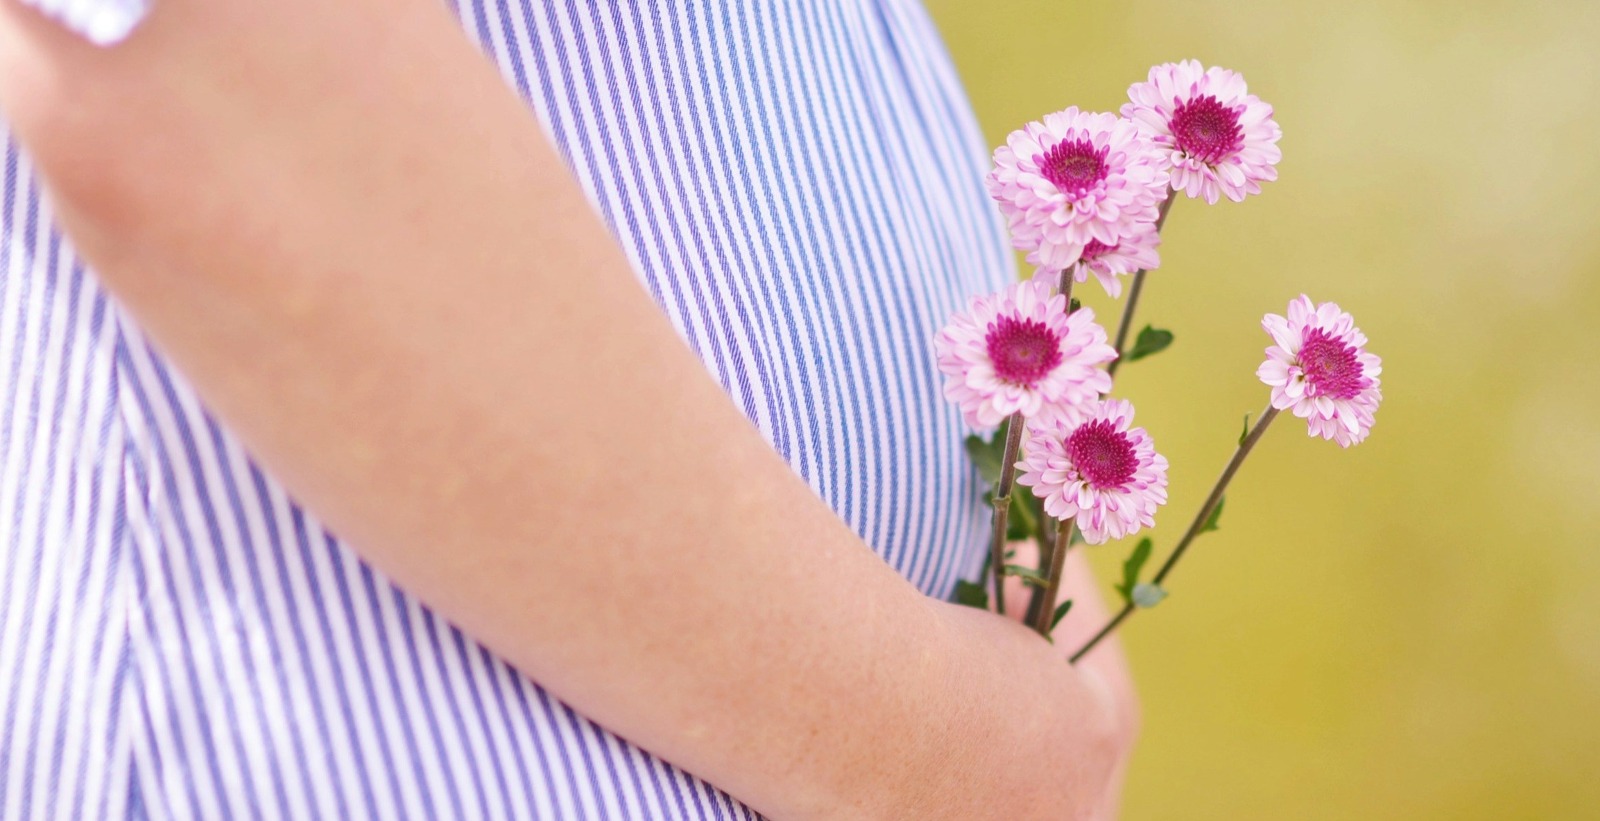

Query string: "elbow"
[[881, 605, 1139, 821], [1002, 681, 1134, 821], [1013, 636, 1141, 821], [930, 675, 1134, 821]]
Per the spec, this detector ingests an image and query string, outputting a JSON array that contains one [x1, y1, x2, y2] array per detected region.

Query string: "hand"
[[1003, 540, 1141, 820]]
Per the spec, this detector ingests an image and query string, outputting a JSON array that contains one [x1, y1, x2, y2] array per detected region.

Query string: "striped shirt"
[[1, 1, 1013, 817]]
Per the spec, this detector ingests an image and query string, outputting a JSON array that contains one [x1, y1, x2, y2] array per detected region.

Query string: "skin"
[[0, 0, 1138, 817]]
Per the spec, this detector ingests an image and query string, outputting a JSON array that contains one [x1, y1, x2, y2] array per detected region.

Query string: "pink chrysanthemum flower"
[[934, 280, 1116, 430], [1257, 295, 1383, 447], [987, 107, 1169, 273], [1016, 399, 1169, 545], [1032, 224, 1161, 299], [1123, 60, 1282, 205]]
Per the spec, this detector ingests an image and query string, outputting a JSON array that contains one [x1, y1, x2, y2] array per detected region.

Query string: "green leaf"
[[1002, 564, 1049, 587], [1069, 297, 1082, 313], [1050, 599, 1075, 631], [1201, 497, 1226, 534], [964, 434, 1005, 485], [1239, 413, 1252, 446], [1131, 583, 1167, 609], [1126, 325, 1175, 362], [953, 579, 989, 609], [1115, 538, 1153, 605]]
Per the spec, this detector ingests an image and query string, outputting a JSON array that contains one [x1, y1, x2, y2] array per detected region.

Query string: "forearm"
[[0, 1, 1125, 816]]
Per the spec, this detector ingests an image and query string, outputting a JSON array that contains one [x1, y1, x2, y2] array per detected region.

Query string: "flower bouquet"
[[943, 61, 1383, 662]]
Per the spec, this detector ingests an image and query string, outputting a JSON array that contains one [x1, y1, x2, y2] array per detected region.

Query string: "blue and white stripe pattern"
[[1, 1, 1014, 817]]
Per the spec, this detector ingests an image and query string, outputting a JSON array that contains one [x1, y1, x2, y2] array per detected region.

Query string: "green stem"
[[1106, 194, 1176, 381], [988, 413, 1026, 616], [1070, 607, 1132, 665], [1025, 511, 1055, 627], [1152, 405, 1279, 586], [1033, 517, 1076, 637], [1069, 404, 1281, 664], [1025, 270, 1080, 627]]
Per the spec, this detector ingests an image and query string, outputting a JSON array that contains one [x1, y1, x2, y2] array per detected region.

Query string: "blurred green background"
[[925, 0, 1600, 817]]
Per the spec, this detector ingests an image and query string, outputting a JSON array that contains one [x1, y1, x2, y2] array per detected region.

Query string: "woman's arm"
[[0, 1, 1135, 817]]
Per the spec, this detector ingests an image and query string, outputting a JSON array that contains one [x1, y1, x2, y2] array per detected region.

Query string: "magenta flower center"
[[985, 316, 1064, 386], [1080, 239, 1116, 262], [1298, 327, 1368, 400], [1169, 94, 1244, 165], [1067, 420, 1139, 490], [1038, 138, 1110, 198]]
